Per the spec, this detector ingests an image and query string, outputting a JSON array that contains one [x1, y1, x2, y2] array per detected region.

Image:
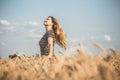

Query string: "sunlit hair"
[[48, 16, 66, 49]]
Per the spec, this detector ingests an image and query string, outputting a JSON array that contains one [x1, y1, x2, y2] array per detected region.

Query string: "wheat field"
[[0, 44, 120, 80]]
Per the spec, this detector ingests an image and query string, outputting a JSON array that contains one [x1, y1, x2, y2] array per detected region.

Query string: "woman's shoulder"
[[46, 30, 54, 34], [46, 30, 55, 38], [47, 30, 54, 33]]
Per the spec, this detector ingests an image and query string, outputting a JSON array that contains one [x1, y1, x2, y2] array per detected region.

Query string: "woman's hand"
[[47, 54, 53, 58]]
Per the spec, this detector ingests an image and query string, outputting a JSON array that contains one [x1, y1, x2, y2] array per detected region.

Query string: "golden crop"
[[0, 44, 120, 80]]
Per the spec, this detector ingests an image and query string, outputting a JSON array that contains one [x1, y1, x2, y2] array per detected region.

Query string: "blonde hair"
[[49, 16, 66, 49]]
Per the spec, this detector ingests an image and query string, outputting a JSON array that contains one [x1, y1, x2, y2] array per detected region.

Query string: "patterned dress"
[[39, 30, 55, 55]]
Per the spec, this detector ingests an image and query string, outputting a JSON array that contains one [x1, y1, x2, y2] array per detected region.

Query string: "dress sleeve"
[[47, 31, 55, 38]]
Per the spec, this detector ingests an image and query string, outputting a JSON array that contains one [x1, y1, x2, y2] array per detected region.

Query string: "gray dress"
[[39, 30, 55, 55]]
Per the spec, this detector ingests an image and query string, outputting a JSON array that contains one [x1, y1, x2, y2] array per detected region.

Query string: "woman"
[[39, 16, 66, 57]]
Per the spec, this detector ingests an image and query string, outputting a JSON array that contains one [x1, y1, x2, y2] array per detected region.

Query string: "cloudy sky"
[[0, 0, 120, 57]]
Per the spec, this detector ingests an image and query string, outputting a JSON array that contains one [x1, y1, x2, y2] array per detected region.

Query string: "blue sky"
[[0, 0, 120, 57]]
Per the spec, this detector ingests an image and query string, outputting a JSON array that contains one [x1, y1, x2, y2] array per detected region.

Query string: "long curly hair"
[[48, 16, 66, 49]]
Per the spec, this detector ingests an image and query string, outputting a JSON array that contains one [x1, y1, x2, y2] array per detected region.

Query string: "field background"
[[0, 0, 120, 80], [0, 44, 120, 80]]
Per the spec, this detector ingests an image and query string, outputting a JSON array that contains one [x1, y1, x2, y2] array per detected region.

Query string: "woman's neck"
[[46, 26, 52, 31]]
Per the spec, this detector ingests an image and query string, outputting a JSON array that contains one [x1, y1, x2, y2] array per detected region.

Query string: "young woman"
[[39, 16, 66, 57]]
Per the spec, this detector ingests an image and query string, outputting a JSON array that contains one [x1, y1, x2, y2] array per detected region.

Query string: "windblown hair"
[[48, 16, 66, 49]]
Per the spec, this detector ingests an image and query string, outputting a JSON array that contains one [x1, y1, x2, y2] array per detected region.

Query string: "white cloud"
[[0, 20, 41, 34], [0, 20, 18, 33], [0, 42, 6, 46], [90, 36, 95, 39], [104, 34, 111, 41], [26, 21, 40, 26], [0, 20, 10, 26], [28, 29, 42, 39], [6, 26, 16, 32]]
